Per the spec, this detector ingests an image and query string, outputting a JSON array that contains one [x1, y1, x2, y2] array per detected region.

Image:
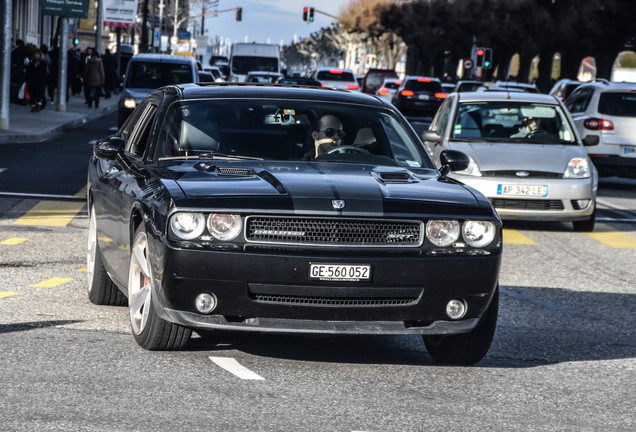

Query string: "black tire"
[[423, 285, 499, 365], [87, 206, 126, 306], [572, 206, 596, 232], [128, 225, 192, 350]]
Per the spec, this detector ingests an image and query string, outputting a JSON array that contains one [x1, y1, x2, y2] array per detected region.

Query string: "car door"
[[422, 95, 454, 165], [95, 98, 159, 286], [565, 87, 595, 134]]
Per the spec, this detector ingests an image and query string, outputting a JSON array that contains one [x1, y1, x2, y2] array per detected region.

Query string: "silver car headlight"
[[170, 212, 206, 240], [426, 220, 460, 247], [462, 220, 496, 248], [207, 214, 242, 241], [564, 158, 591, 178], [453, 156, 482, 177]]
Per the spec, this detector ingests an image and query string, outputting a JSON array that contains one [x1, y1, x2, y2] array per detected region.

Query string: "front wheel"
[[572, 205, 596, 232], [423, 285, 499, 365], [128, 226, 192, 350]]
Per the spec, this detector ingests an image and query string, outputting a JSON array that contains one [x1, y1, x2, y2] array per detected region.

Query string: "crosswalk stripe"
[[585, 224, 636, 249], [13, 200, 85, 227], [0, 292, 21, 299], [209, 357, 265, 380], [503, 229, 536, 245], [30, 278, 74, 288], [0, 237, 28, 245]]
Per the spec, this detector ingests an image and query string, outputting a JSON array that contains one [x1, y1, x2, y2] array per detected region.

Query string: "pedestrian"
[[84, 50, 105, 108], [102, 48, 118, 99], [25, 50, 49, 112], [69, 48, 83, 96], [81, 47, 93, 105], [48, 46, 59, 102]]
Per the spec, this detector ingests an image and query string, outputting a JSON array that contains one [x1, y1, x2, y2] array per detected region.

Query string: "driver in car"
[[511, 116, 541, 138], [303, 114, 346, 159]]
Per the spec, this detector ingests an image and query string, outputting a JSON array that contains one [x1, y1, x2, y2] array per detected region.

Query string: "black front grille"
[[490, 198, 565, 210], [245, 217, 423, 247], [481, 170, 562, 179], [252, 294, 417, 306]]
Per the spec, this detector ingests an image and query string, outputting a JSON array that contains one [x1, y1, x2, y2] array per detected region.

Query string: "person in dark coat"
[[69, 48, 83, 96], [25, 50, 49, 112], [83, 51, 105, 108], [102, 49, 118, 99]]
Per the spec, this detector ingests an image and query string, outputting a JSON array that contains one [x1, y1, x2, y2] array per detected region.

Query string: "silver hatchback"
[[423, 92, 598, 231]]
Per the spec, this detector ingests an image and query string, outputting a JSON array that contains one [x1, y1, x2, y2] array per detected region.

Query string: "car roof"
[[457, 91, 560, 104], [171, 83, 387, 106], [576, 80, 636, 92], [403, 76, 441, 82], [129, 53, 197, 64]]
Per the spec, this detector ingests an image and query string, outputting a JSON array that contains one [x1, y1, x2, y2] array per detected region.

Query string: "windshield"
[[451, 101, 577, 144], [155, 99, 431, 168], [231, 56, 278, 75], [126, 61, 193, 89]]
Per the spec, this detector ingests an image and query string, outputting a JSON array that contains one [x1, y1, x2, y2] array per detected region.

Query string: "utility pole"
[[95, 0, 103, 53], [0, 0, 12, 130], [56, 18, 68, 112]]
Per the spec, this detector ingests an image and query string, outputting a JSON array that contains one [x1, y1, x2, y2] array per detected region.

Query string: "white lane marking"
[[0, 168, 6, 174], [209, 356, 265, 380], [88, 140, 98, 145], [0, 191, 84, 200], [109, 126, 118, 131]]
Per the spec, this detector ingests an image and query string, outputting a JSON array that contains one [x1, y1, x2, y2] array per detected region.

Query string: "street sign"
[[464, 59, 474, 70], [39, 0, 90, 18]]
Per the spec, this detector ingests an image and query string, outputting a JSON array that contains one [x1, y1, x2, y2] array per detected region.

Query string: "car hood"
[[156, 161, 491, 217], [449, 141, 587, 173]]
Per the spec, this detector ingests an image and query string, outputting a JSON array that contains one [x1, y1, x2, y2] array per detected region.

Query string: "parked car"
[[361, 68, 399, 94], [244, 71, 284, 83], [118, 54, 199, 127], [565, 80, 636, 178], [391, 76, 446, 120], [87, 83, 502, 364], [452, 80, 485, 93], [203, 66, 223, 81], [488, 81, 540, 93], [375, 78, 402, 102], [422, 91, 598, 231], [310, 68, 360, 90], [549, 78, 584, 102], [278, 76, 322, 87]]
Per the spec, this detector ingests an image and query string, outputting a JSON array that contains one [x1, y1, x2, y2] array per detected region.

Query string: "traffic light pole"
[[56, 17, 68, 112]]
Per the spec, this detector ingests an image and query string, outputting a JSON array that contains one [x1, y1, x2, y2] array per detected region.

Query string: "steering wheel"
[[327, 145, 370, 155], [526, 129, 552, 138]]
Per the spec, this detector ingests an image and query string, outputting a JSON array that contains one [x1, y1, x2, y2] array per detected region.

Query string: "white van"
[[229, 43, 280, 82]]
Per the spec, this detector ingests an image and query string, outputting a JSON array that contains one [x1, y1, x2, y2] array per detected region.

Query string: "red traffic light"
[[477, 49, 484, 56]]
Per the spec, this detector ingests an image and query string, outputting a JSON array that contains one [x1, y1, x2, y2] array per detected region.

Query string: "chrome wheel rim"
[[87, 207, 97, 293], [128, 231, 152, 335]]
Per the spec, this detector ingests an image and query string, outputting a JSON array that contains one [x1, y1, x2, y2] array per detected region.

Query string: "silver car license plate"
[[309, 263, 371, 281]]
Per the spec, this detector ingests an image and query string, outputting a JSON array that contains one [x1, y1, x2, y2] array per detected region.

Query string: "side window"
[[566, 88, 593, 113], [430, 97, 452, 135], [125, 103, 158, 157]]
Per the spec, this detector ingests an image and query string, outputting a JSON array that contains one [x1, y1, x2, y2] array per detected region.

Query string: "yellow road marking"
[[14, 201, 85, 227], [0, 292, 21, 299], [30, 278, 74, 288], [73, 185, 87, 199], [0, 237, 28, 245], [585, 224, 636, 249], [76, 268, 87, 273], [98, 236, 113, 243], [503, 229, 536, 245]]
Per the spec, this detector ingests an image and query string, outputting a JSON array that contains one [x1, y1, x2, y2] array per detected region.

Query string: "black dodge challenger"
[[87, 83, 502, 364]]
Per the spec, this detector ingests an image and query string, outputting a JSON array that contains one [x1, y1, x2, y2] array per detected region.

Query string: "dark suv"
[[391, 76, 446, 119], [361, 68, 399, 94]]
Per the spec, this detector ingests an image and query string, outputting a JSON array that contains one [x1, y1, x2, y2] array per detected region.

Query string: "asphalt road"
[[0, 113, 634, 431]]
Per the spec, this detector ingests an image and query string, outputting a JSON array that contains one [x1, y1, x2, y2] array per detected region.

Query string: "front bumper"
[[452, 175, 596, 221], [150, 243, 501, 336]]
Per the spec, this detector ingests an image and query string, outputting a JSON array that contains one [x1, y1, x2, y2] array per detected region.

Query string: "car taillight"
[[395, 81, 402, 85], [346, 83, 359, 90], [417, 77, 431, 82], [584, 117, 614, 130], [321, 82, 326, 88], [401, 90, 414, 96], [434, 92, 447, 99], [378, 88, 389, 96], [329, 69, 343, 74]]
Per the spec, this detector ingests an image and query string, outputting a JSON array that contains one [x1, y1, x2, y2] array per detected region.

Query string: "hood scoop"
[[371, 170, 414, 184], [218, 167, 254, 175]]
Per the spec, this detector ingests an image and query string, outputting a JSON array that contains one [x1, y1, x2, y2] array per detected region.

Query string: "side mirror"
[[582, 135, 599, 146], [440, 149, 470, 175], [422, 131, 442, 143], [94, 136, 125, 160]]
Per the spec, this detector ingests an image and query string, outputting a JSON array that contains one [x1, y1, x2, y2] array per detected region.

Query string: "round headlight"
[[170, 212, 206, 240], [426, 220, 460, 247], [462, 220, 496, 248], [207, 214, 242, 241]]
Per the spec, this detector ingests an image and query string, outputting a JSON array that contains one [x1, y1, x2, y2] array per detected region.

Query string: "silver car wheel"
[[87, 207, 97, 293], [128, 231, 152, 335]]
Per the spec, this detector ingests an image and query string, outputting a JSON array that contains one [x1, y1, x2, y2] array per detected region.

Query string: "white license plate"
[[309, 263, 371, 281], [622, 146, 636, 157], [497, 184, 548, 197], [418, 94, 430, 100]]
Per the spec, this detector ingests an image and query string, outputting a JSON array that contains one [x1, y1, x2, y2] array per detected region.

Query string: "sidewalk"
[[0, 94, 119, 144]]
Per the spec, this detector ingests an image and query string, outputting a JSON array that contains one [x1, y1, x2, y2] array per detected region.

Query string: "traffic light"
[[303, 7, 308, 22], [236, 7, 242, 21], [73, 37, 79, 46], [309, 7, 314, 22], [483, 48, 493, 69], [476, 48, 485, 68]]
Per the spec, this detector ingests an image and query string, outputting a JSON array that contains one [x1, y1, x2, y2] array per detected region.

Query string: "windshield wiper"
[[158, 152, 263, 161]]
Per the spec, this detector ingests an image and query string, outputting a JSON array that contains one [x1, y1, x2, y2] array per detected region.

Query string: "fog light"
[[573, 199, 591, 210], [446, 299, 467, 320], [195, 293, 217, 314]]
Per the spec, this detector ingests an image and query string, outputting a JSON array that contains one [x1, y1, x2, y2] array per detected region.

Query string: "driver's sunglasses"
[[320, 128, 346, 138]]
